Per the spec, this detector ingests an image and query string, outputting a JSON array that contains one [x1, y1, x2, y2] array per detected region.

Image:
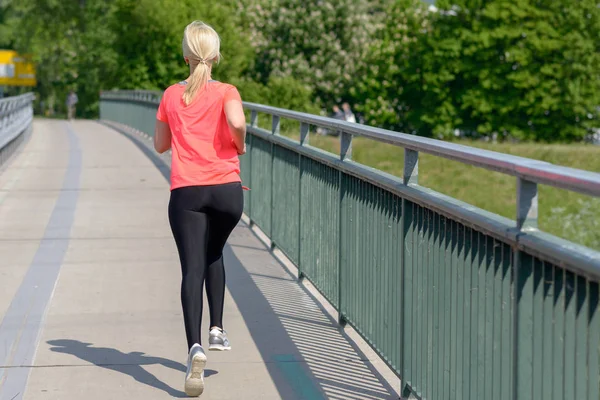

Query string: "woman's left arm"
[[154, 120, 172, 153]]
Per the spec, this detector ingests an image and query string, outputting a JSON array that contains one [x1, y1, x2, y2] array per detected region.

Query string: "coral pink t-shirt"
[[156, 81, 242, 190]]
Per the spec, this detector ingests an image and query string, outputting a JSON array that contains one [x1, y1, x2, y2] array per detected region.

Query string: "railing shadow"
[[226, 224, 399, 400]]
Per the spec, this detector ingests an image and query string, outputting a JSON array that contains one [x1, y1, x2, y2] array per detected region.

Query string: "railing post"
[[272, 115, 280, 136], [245, 110, 257, 225], [516, 177, 538, 231], [404, 149, 419, 185], [341, 131, 352, 161], [512, 176, 538, 400], [400, 147, 419, 395], [250, 110, 258, 128], [269, 114, 276, 248], [270, 114, 280, 243], [300, 122, 310, 145], [247, 134, 253, 225], [338, 170, 347, 327], [338, 130, 352, 327], [297, 123, 309, 281]]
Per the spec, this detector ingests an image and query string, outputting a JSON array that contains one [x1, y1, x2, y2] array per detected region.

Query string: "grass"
[[254, 115, 600, 250]]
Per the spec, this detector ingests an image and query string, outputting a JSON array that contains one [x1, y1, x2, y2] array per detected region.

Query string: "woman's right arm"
[[224, 94, 247, 155]]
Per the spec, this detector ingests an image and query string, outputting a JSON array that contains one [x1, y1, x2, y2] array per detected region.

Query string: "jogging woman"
[[153, 21, 246, 397]]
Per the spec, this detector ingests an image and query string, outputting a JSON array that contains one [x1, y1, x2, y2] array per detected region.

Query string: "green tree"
[[447, 0, 600, 141], [5, 0, 119, 116], [356, 0, 600, 142], [109, 0, 254, 91], [0, 0, 13, 48], [5, 0, 254, 116], [352, 0, 434, 135]]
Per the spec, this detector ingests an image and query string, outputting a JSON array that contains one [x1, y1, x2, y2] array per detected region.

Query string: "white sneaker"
[[208, 328, 231, 351], [184, 343, 207, 396]]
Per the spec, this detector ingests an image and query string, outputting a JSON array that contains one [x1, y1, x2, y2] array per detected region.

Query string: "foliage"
[[351, 0, 432, 135], [108, 0, 254, 91], [235, 75, 320, 134], [354, 0, 600, 141], [240, 0, 386, 106], [3, 0, 119, 116], [0, 1, 12, 48], [1, 0, 257, 117], [1, 0, 599, 142]]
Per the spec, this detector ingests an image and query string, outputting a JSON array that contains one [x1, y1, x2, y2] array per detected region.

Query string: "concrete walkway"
[[0, 120, 399, 399]]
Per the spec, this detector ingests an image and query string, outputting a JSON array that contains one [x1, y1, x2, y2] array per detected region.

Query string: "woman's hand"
[[237, 144, 246, 155]]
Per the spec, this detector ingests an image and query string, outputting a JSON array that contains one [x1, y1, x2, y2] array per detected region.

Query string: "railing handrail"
[[99, 90, 600, 198], [0, 92, 35, 105], [0, 93, 35, 117], [242, 102, 600, 198], [0, 93, 35, 145]]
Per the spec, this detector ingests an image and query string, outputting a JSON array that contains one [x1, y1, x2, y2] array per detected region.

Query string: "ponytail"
[[182, 60, 210, 106], [181, 21, 221, 106]]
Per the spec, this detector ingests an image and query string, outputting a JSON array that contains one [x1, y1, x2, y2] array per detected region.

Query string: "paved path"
[[0, 120, 399, 399]]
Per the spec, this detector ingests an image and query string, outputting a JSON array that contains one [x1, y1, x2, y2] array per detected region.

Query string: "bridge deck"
[[0, 120, 398, 400]]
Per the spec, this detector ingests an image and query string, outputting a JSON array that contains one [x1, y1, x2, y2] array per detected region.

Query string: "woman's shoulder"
[[160, 83, 185, 100], [212, 82, 241, 103], [212, 81, 238, 93], [160, 81, 239, 102], [165, 82, 187, 93]]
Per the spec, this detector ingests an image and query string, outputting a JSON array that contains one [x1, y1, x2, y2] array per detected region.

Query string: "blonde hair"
[[181, 21, 221, 105]]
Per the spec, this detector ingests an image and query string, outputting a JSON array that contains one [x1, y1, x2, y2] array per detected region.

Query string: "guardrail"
[[100, 90, 600, 400], [0, 93, 35, 167]]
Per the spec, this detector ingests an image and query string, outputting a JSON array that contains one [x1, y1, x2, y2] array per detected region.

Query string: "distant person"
[[342, 102, 356, 123], [153, 21, 246, 397], [331, 105, 346, 121], [322, 105, 346, 136], [66, 91, 78, 120]]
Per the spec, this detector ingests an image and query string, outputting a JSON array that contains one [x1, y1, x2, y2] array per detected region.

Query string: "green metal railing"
[[0, 93, 34, 167], [100, 90, 600, 400]]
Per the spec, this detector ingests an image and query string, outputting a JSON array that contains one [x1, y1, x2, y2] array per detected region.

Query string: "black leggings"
[[168, 182, 243, 350]]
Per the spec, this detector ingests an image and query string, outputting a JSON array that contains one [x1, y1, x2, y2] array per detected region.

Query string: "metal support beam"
[[300, 122, 310, 145], [341, 132, 352, 161], [271, 115, 280, 135], [404, 149, 419, 185], [250, 110, 258, 128], [516, 177, 538, 230]]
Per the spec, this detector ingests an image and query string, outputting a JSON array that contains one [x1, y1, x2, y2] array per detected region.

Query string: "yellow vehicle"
[[0, 50, 36, 87]]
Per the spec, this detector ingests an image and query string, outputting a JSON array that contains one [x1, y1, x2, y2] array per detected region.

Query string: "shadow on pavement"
[[225, 226, 399, 400], [47, 339, 217, 398]]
